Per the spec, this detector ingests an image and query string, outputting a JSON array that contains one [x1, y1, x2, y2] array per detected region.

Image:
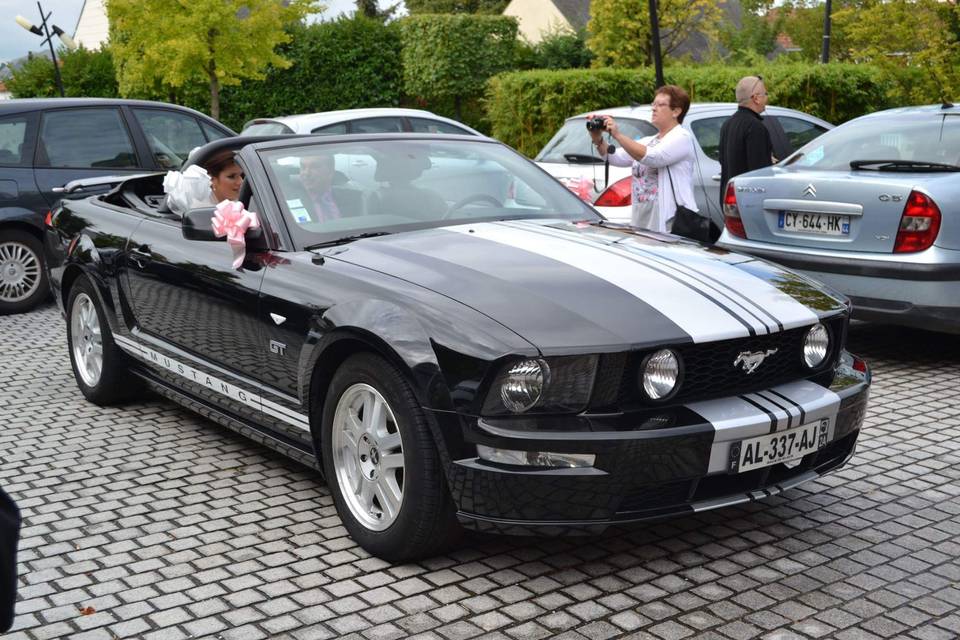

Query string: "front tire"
[[66, 276, 139, 405], [0, 230, 49, 315], [321, 353, 460, 561]]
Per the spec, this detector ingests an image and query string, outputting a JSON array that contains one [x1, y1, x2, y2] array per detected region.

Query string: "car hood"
[[327, 219, 846, 353]]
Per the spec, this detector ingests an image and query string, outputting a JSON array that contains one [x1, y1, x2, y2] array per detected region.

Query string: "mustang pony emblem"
[[734, 348, 778, 374]]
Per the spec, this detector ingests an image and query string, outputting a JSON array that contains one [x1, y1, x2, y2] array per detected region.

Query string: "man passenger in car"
[[294, 154, 344, 223], [718, 75, 773, 206]]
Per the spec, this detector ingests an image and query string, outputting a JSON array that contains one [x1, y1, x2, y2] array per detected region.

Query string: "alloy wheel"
[[0, 240, 41, 303], [70, 292, 103, 387], [331, 382, 405, 530]]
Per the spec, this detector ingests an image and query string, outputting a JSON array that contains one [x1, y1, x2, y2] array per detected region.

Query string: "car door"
[[687, 115, 728, 226], [123, 177, 269, 426], [33, 107, 148, 208], [0, 112, 45, 223]]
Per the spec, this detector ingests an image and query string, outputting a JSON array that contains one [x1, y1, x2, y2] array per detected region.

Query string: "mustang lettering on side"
[[46, 134, 871, 561]]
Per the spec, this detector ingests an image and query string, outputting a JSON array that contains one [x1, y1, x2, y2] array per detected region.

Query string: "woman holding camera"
[[590, 85, 698, 233]]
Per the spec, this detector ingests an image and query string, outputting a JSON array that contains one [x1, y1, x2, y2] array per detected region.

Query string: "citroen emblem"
[[802, 184, 817, 198], [734, 348, 778, 374]]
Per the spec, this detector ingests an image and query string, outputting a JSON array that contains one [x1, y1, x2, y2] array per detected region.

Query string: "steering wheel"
[[443, 194, 503, 219]]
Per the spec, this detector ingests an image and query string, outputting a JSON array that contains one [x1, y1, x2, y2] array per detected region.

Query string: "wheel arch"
[[305, 328, 430, 474]]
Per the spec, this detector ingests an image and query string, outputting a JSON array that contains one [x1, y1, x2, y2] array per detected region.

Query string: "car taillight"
[[594, 177, 631, 207], [723, 182, 746, 238], [894, 190, 940, 253]]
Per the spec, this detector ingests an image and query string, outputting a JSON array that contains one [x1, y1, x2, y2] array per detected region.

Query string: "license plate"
[[778, 211, 850, 235], [729, 419, 829, 473]]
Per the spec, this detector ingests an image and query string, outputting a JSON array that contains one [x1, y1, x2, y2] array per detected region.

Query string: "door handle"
[[129, 245, 152, 268], [711, 175, 721, 182]]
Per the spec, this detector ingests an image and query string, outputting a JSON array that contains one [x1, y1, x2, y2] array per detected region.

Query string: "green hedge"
[[486, 63, 912, 157], [214, 17, 403, 132]]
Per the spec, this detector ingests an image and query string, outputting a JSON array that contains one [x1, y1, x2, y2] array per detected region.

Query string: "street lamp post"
[[648, 0, 665, 88], [820, 0, 832, 64], [15, 2, 78, 98]]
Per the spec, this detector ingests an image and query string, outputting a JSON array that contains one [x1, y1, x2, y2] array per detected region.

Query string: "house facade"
[[73, 0, 109, 51]]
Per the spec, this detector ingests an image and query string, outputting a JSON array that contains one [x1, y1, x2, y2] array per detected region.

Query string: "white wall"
[[73, 0, 109, 51], [503, 0, 574, 44]]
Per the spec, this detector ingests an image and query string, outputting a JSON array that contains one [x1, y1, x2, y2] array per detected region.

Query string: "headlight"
[[499, 358, 549, 413], [483, 355, 598, 415], [803, 323, 830, 368], [640, 349, 681, 400]]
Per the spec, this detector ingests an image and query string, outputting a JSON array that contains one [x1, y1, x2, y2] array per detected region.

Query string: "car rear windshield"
[[535, 117, 657, 163], [261, 138, 598, 248], [241, 122, 294, 136], [786, 113, 960, 171]]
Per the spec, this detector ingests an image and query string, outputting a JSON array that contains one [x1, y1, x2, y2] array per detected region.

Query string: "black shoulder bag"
[[666, 165, 715, 243]]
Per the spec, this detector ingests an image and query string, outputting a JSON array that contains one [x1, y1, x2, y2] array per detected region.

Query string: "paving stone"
[[2, 305, 959, 640]]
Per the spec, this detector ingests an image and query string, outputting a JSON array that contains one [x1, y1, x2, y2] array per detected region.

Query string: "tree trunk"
[[209, 71, 220, 121], [207, 30, 220, 121]]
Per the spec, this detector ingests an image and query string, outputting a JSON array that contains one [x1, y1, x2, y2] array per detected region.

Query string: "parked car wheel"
[[321, 353, 460, 561], [67, 276, 139, 405], [0, 230, 49, 315]]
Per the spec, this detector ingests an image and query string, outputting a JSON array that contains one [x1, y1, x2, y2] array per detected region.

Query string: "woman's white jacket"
[[607, 125, 699, 233]]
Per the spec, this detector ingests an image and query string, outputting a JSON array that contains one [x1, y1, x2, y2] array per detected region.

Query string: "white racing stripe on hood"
[[582, 227, 818, 332], [507, 221, 774, 335], [445, 222, 752, 342]]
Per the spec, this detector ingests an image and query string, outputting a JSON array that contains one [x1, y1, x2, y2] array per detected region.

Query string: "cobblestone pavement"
[[2, 303, 959, 640]]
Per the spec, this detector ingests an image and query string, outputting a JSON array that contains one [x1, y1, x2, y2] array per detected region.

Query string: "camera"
[[585, 115, 607, 132]]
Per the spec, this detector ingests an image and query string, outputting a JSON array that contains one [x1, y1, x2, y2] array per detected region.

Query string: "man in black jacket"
[[0, 487, 19, 633], [718, 75, 773, 206]]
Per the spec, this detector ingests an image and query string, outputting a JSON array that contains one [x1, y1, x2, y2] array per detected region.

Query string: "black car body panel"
[[46, 134, 869, 538]]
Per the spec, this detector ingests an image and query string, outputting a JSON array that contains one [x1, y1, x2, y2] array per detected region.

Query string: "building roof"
[[552, 0, 590, 31]]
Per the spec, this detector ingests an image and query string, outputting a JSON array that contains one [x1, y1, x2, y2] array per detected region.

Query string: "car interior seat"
[[367, 153, 447, 220]]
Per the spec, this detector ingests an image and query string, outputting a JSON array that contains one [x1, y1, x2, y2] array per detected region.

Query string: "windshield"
[[261, 138, 598, 247], [786, 113, 960, 171], [535, 117, 657, 163], [241, 122, 293, 136]]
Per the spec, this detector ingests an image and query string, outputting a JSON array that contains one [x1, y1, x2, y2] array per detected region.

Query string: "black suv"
[[0, 98, 234, 314]]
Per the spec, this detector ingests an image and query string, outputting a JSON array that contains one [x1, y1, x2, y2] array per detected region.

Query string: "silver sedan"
[[718, 103, 960, 334]]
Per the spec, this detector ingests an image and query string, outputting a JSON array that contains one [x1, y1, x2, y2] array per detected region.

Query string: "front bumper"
[[437, 353, 869, 535]]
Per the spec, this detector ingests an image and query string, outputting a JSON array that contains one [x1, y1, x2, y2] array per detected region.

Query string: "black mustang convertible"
[[46, 134, 870, 561]]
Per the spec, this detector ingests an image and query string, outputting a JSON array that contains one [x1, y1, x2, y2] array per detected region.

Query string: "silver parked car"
[[718, 103, 960, 334], [535, 103, 832, 224], [240, 107, 483, 137]]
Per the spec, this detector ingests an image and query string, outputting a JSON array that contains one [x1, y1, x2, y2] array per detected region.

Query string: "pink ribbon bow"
[[211, 200, 260, 269]]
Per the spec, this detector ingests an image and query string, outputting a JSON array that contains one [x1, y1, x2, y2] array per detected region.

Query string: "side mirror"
[[182, 207, 221, 241], [181, 206, 266, 243]]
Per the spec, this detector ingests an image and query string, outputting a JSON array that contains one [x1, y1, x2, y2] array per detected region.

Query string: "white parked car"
[[535, 103, 832, 224], [240, 107, 483, 137]]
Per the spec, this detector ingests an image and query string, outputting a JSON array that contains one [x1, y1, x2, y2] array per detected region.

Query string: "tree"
[[716, 0, 783, 63], [833, 0, 960, 101], [355, 0, 399, 21], [401, 14, 517, 120], [107, 0, 319, 120], [404, 0, 509, 14], [7, 47, 118, 99], [587, 0, 723, 68]]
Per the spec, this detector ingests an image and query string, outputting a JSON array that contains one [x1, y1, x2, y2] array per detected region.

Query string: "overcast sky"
[[0, 0, 365, 65]]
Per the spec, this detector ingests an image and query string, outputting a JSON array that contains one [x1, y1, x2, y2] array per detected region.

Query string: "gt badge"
[[269, 340, 287, 356], [734, 348, 778, 374]]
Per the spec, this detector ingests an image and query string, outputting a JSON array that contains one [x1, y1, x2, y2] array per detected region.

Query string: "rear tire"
[[0, 230, 49, 315], [66, 276, 139, 405], [321, 353, 460, 561]]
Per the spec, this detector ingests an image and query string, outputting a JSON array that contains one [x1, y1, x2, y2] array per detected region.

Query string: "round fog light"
[[803, 323, 830, 368], [500, 358, 549, 413], [641, 349, 680, 400]]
